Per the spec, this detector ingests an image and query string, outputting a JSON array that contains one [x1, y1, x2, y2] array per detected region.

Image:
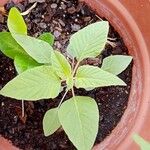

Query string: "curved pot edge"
[[0, 136, 19, 150]]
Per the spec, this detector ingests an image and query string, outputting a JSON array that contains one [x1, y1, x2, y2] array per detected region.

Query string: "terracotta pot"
[[0, 0, 150, 150]]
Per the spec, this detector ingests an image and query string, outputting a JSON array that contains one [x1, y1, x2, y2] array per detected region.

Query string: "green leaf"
[[38, 32, 54, 46], [75, 65, 126, 89], [133, 134, 150, 150], [101, 55, 132, 75], [0, 32, 26, 59], [66, 76, 74, 90], [0, 66, 61, 100], [67, 21, 109, 61], [58, 96, 99, 150], [13, 34, 53, 64], [8, 7, 27, 34], [43, 108, 61, 136], [14, 55, 40, 74], [51, 51, 72, 79]]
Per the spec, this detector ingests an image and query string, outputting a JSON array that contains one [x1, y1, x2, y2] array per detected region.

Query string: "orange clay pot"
[[0, 0, 150, 150]]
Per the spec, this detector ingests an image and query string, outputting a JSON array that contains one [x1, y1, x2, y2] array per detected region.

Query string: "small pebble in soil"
[[67, 6, 76, 14], [39, 22, 47, 29], [71, 23, 81, 31], [53, 30, 61, 38], [51, 3, 57, 9]]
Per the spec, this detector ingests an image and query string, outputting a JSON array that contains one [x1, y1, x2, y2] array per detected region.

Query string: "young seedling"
[[0, 7, 132, 150]]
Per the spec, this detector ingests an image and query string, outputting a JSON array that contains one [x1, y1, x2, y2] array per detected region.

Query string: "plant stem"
[[72, 58, 74, 70], [21, 100, 25, 117], [72, 87, 75, 98], [58, 90, 68, 108], [16, 72, 25, 118], [72, 87, 77, 105], [72, 61, 80, 77]]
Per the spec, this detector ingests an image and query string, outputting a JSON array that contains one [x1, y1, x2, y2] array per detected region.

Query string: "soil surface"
[[0, 0, 132, 150]]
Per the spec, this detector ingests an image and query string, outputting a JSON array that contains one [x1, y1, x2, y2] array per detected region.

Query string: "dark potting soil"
[[0, 0, 132, 150]]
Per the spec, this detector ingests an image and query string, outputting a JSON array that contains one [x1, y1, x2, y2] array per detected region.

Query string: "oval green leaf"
[[51, 51, 72, 79], [0, 66, 61, 100], [58, 96, 99, 150], [43, 108, 61, 136], [13, 34, 53, 64], [8, 7, 27, 34], [101, 55, 133, 75], [67, 21, 109, 61], [14, 55, 40, 74], [75, 65, 126, 89], [38, 32, 55, 46], [0, 32, 26, 59]]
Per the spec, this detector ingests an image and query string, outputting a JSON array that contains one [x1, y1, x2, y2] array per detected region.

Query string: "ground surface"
[[0, 0, 132, 149]]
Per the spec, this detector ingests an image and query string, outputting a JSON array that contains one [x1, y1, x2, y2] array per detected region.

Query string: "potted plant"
[[0, 0, 150, 150]]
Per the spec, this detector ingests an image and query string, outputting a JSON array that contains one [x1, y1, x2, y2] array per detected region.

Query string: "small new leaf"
[[51, 51, 72, 79], [14, 55, 40, 74], [43, 108, 61, 136], [75, 65, 126, 89], [8, 7, 27, 34], [133, 134, 150, 150], [0, 32, 26, 59], [67, 21, 109, 61], [38, 32, 55, 46], [58, 96, 99, 150], [101, 55, 132, 75], [13, 34, 53, 64], [0, 66, 61, 100]]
